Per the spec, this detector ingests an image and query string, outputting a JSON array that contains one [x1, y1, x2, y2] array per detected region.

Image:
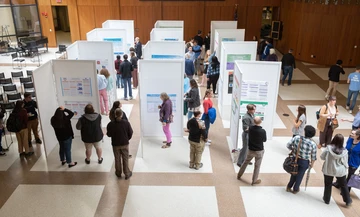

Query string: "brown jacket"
[[317, 104, 339, 132]]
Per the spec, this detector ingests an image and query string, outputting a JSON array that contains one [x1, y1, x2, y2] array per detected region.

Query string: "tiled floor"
[[279, 84, 327, 100], [310, 67, 355, 81]]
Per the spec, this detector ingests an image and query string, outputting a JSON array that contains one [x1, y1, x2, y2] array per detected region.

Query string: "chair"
[[29, 44, 41, 66], [3, 84, 18, 95], [0, 73, 4, 79], [11, 53, 26, 69], [20, 77, 32, 84], [7, 93, 22, 103], [26, 70, 33, 76], [55, 45, 67, 59], [0, 95, 4, 103], [11, 71, 23, 80], [23, 82, 34, 93], [25, 91, 36, 98], [0, 78, 13, 85]]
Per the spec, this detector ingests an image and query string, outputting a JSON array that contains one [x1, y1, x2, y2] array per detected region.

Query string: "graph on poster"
[[64, 101, 92, 118], [60, 77, 92, 97], [103, 38, 124, 55], [146, 94, 177, 113]]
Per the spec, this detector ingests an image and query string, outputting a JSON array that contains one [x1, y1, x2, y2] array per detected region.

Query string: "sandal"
[[161, 145, 170, 149]]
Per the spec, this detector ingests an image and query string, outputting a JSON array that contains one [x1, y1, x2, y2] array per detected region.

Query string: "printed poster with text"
[[146, 94, 177, 113], [64, 101, 91, 118], [103, 38, 124, 55], [60, 77, 92, 97]]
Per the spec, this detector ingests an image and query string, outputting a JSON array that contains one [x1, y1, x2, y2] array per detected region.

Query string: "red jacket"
[[114, 59, 122, 74]]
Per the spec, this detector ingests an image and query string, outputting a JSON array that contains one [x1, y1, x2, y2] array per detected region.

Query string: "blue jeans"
[[116, 74, 123, 88], [187, 110, 194, 120], [123, 77, 132, 98], [59, 137, 73, 164], [282, 66, 293, 85], [204, 114, 210, 139], [287, 158, 309, 191], [346, 90, 359, 110]]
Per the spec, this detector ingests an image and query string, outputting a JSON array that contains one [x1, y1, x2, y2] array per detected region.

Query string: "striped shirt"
[[206, 52, 220, 77], [287, 135, 317, 161]]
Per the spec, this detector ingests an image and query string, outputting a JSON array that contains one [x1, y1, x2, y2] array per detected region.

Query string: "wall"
[[37, 0, 281, 47], [277, 0, 360, 67]]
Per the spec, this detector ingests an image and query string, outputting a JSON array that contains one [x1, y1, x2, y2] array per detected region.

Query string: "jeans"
[[116, 74, 123, 88], [163, 123, 172, 143], [282, 66, 293, 85], [204, 114, 210, 139], [346, 89, 359, 111], [59, 137, 73, 164], [187, 110, 194, 120], [237, 150, 265, 183], [287, 158, 309, 191], [237, 132, 248, 166], [323, 175, 351, 204], [123, 77, 132, 98], [347, 166, 357, 192]]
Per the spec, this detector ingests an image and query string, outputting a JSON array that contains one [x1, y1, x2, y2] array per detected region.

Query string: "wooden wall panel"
[[77, 5, 95, 40], [204, 6, 221, 35], [135, 6, 161, 42], [38, 4, 57, 47], [178, 4, 205, 42], [67, 4, 80, 43], [162, 6, 179, 20], [94, 6, 112, 28], [245, 6, 263, 41]]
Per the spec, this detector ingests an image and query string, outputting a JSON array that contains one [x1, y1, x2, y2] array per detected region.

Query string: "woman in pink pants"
[[97, 71, 109, 115], [158, 92, 173, 149]]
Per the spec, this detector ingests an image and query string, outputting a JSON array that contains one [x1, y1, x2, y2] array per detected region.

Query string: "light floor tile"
[[117, 87, 139, 99], [31, 136, 115, 172], [274, 113, 287, 129], [227, 136, 316, 174], [302, 62, 316, 66], [279, 84, 326, 100], [287, 105, 354, 130], [335, 84, 360, 102], [222, 119, 230, 129], [133, 137, 213, 173], [0, 48, 62, 65], [310, 67, 354, 81], [0, 184, 104, 217], [122, 186, 219, 217], [101, 104, 134, 128], [291, 68, 310, 80], [0, 134, 22, 171], [240, 186, 345, 217]]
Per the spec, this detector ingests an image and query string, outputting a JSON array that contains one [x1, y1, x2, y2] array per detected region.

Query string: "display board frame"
[[150, 28, 184, 42], [210, 21, 237, 53]]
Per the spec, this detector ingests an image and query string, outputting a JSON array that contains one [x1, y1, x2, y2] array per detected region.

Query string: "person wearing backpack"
[[24, 92, 42, 148], [317, 96, 339, 148], [12, 100, 33, 156]]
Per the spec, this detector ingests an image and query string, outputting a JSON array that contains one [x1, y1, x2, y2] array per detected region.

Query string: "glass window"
[[12, 5, 41, 36], [11, 0, 36, 5], [0, 7, 16, 35]]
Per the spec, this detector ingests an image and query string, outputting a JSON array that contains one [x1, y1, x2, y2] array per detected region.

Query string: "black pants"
[[323, 175, 351, 204], [319, 119, 333, 146], [207, 74, 220, 94], [347, 166, 357, 192]]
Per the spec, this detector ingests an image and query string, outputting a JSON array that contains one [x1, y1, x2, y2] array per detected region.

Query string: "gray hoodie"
[[76, 113, 101, 130], [321, 145, 348, 177]]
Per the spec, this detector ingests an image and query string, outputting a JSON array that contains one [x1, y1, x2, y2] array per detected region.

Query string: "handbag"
[[331, 117, 339, 130], [348, 173, 360, 189], [283, 137, 302, 175]]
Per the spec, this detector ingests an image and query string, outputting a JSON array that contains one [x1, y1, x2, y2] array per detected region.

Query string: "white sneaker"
[[207, 139, 212, 143], [205, 142, 211, 146], [346, 105, 350, 110], [349, 110, 353, 114]]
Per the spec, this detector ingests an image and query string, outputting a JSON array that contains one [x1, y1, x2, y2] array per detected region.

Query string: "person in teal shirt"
[[346, 65, 360, 113]]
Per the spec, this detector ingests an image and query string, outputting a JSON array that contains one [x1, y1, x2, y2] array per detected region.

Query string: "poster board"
[[150, 28, 184, 42], [230, 61, 282, 149], [229, 63, 242, 150], [218, 41, 257, 122], [214, 29, 245, 60], [33, 61, 59, 157], [102, 20, 134, 52], [86, 28, 127, 56], [66, 41, 117, 105], [154, 20, 184, 29], [210, 21, 237, 53], [138, 60, 184, 137], [142, 41, 185, 60]]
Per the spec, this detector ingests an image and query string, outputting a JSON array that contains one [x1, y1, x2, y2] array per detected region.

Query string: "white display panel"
[[214, 29, 245, 59], [218, 41, 257, 122], [210, 21, 237, 53], [102, 20, 135, 52], [229, 64, 242, 150], [138, 60, 184, 137], [232, 61, 282, 149], [33, 61, 59, 156], [150, 28, 184, 42], [67, 41, 117, 104], [86, 28, 127, 56], [142, 41, 185, 60], [154, 20, 184, 28]]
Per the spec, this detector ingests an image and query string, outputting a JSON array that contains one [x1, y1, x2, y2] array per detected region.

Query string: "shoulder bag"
[[283, 137, 302, 175]]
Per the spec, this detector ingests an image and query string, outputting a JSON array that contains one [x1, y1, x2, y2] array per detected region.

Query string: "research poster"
[[60, 77, 92, 97], [103, 38, 124, 55], [151, 54, 183, 59], [64, 101, 91, 118], [95, 59, 109, 72], [226, 54, 252, 70], [222, 38, 236, 42], [146, 94, 177, 113]]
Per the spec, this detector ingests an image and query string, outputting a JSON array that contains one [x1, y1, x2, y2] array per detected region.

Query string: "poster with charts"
[[103, 38, 124, 55], [146, 94, 177, 113], [60, 77, 92, 97], [64, 101, 91, 118], [226, 54, 252, 70], [95, 59, 109, 72]]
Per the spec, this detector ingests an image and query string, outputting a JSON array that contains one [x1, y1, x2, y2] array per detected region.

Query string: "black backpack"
[[7, 112, 22, 132]]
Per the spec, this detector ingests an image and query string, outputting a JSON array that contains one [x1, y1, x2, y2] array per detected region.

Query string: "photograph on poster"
[[60, 77, 92, 97], [103, 38, 124, 55], [241, 80, 268, 101], [240, 101, 268, 120], [146, 93, 177, 113], [96, 59, 109, 72], [226, 54, 252, 70], [64, 101, 92, 118]]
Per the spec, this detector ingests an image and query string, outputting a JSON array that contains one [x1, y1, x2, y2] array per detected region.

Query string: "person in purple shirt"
[[158, 92, 173, 149]]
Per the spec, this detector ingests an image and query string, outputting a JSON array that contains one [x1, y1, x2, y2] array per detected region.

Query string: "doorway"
[[52, 6, 71, 46]]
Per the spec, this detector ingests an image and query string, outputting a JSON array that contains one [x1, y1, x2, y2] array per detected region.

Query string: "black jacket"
[[76, 113, 103, 143], [248, 125, 267, 151], [328, 65, 345, 82], [109, 109, 128, 122], [135, 42, 142, 58], [120, 60, 133, 78], [51, 109, 74, 141], [204, 36, 210, 51], [107, 119, 133, 146], [23, 100, 38, 120], [281, 53, 296, 68], [194, 35, 204, 47], [187, 118, 206, 143]]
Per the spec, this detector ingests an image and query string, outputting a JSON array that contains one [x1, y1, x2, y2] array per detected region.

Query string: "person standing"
[[325, 60, 345, 100], [100, 68, 114, 104], [51, 106, 77, 168], [237, 104, 256, 167], [76, 104, 103, 164], [184, 79, 200, 120], [193, 40, 202, 75], [317, 96, 339, 147], [261, 39, 272, 61], [186, 46, 195, 61], [207, 53, 220, 95], [204, 32, 210, 51], [97, 71, 108, 115], [23, 93, 42, 148], [130, 48, 139, 89], [292, 105, 306, 137], [265, 48, 278, 61], [109, 101, 128, 122], [120, 54, 134, 101], [134, 37, 142, 59], [13, 100, 32, 156], [107, 109, 133, 179], [237, 117, 267, 185], [346, 65, 360, 114], [203, 90, 213, 146], [342, 105, 360, 130], [281, 49, 296, 86], [257, 39, 266, 60], [286, 125, 317, 194], [194, 30, 203, 47], [185, 54, 195, 79], [321, 134, 352, 206], [341, 130, 360, 192], [185, 111, 207, 170], [159, 92, 173, 148], [114, 55, 123, 88]]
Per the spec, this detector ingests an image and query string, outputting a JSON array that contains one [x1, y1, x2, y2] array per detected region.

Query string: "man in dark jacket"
[[204, 32, 210, 51], [185, 111, 207, 170], [325, 59, 345, 100], [120, 54, 134, 100], [134, 37, 142, 59], [237, 117, 267, 185], [107, 109, 133, 179], [76, 104, 103, 164], [23, 93, 41, 147], [281, 49, 296, 86], [194, 30, 203, 47]]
